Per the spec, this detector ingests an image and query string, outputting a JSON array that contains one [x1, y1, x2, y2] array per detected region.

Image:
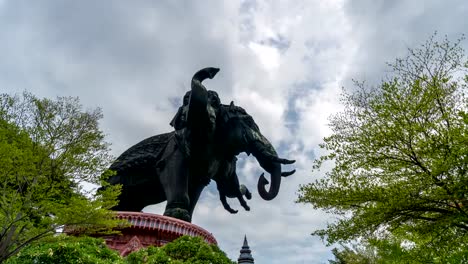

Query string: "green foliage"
[[298, 34, 468, 260], [6, 235, 235, 264], [4, 235, 123, 264], [329, 235, 468, 264], [329, 237, 423, 264], [125, 246, 170, 264], [0, 93, 122, 262], [126, 236, 236, 264], [329, 244, 379, 264]]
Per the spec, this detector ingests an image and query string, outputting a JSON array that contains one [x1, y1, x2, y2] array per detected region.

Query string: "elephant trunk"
[[250, 138, 294, 201], [187, 67, 220, 127], [257, 164, 281, 201], [186, 67, 221, 178]]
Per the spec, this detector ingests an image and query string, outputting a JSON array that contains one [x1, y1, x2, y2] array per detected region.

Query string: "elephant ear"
[[224, 104, 251, 122]]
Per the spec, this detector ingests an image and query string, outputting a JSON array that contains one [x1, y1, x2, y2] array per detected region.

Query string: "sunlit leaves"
[[298, 35, 468, 260], [0, 93, 121, 262]]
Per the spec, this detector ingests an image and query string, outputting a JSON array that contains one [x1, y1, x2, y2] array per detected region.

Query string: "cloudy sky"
[[1, 0, 467, 263]]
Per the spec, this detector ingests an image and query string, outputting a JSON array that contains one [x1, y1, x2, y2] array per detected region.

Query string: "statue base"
[[99, 212, 217, 256]]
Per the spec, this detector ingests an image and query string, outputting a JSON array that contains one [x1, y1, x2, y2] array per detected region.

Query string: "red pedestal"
[[100, 212, 217, 256]]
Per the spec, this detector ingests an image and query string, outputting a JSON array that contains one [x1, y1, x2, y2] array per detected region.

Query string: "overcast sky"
[[1, 1, 467, 263]]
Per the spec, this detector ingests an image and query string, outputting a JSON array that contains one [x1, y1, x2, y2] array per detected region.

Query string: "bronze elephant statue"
[[104, 68, 295, 222]]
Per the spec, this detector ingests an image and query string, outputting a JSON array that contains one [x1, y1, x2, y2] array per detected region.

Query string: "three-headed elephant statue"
[[103, 67, 295, 222]]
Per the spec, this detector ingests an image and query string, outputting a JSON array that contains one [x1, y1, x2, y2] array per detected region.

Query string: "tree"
[[298, 34, 468, 260], [3, 235, 123, 264], [0, 93, 121, 262], [328, 235, 468, 264], [328, 243, 379, 264], [125, 236, 236, 264], [4, 235, 236, 264], [328, 238, 417, 264]]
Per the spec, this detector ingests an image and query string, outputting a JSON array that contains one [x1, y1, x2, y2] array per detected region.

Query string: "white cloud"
[[296, 81, 344, 151], [248, 42, 281, 71]]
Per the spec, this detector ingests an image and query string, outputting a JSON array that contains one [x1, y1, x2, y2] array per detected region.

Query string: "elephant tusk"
[[281, 170, 296, 177], [260, 169, 295, 179], [267, 154, 295, 164], [256, 149, 295, 164], [278, 158, 295, 164]]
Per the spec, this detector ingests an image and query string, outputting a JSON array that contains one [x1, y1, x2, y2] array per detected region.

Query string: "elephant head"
[[218, 103, 295, 201], [172, 66, 294, 202]]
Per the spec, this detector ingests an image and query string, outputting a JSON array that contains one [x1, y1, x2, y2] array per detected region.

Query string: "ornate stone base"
[[101, 212, 217, 256]]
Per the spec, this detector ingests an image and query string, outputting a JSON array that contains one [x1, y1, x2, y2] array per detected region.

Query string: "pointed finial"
[[238, 235, 254, 263]]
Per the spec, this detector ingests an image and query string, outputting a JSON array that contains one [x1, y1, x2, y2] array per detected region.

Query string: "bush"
[[4, 235, 123, 264], [6, 235, 235, 264], [126, 236, 236, 264]]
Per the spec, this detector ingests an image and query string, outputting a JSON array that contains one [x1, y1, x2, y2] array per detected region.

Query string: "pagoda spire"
[[237, 235, 254, 263]]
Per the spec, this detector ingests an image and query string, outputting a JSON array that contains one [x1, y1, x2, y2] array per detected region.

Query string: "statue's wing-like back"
[[108, 131, 175, 186]]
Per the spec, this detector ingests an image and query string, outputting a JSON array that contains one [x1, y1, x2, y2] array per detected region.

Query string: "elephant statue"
[[104, 67, 295, 222]]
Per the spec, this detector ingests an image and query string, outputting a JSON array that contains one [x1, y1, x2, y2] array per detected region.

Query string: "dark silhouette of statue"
[[103, 67, 295, 222]]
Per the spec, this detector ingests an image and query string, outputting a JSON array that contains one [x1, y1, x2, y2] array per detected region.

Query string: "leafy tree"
[[4, 235, 123, 264], [329, 244, 378, 264], [0, 93, 121, 262], [126, 236, 236, 264], [6, 235, 235, 264], [329, 235, 468, 264], [298, 34, 468, 260], [328, 238, 416, 264]]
